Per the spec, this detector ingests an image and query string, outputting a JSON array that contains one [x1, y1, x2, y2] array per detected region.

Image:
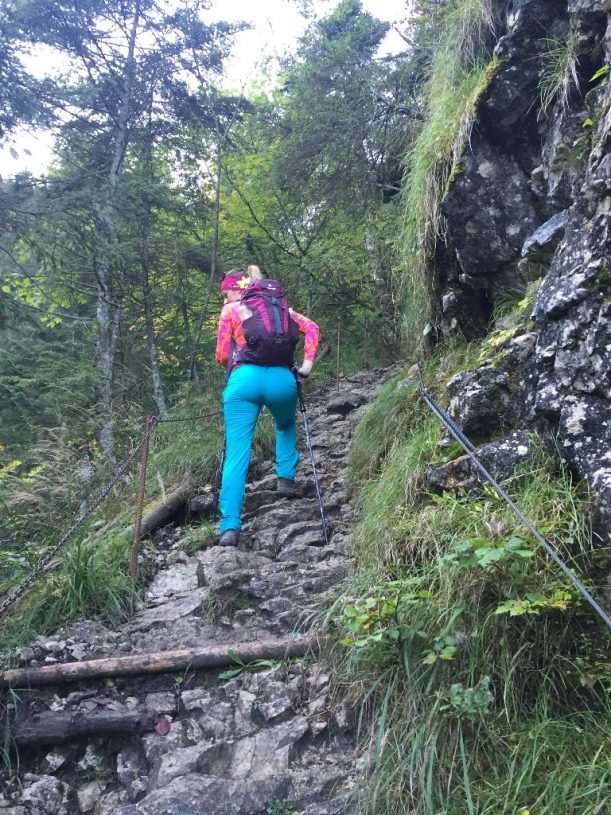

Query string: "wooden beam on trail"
[[0, 635, 319, 688], [138, 477, 194, 538], [11, 709, 157, 747]]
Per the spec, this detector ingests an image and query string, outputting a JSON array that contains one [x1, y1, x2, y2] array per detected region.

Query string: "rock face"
[[436, 0, 611, 535], [1, 369, 392, 815]]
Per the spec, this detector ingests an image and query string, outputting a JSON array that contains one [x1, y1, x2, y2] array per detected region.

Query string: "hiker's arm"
[[291, 310, 320, 377], [215, 304, 235, 367]]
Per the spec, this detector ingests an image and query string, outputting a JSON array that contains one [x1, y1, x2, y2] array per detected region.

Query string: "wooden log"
[[123, 477, 194, 540], [11, 709, 157, 747], [139, 477, 194, 537], [1, 635, 319, 688]]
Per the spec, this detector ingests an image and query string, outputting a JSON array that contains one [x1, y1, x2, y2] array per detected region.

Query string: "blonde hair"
[[247, 265, 263, 281]]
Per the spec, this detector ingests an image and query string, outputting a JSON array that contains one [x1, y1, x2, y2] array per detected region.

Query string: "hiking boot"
[[219, 529, 239, 547], [277, 477, 299, 498]]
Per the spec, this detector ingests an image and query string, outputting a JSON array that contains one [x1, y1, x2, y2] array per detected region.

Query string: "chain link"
[[0, 438, 147, 616], [156, 411, 223, 424], [0, 407, 227, 617]]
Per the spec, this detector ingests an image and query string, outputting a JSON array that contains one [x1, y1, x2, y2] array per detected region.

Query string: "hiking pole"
[[294, 370, 330, 546]]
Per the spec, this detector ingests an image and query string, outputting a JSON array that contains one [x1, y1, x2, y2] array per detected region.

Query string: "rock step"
[[3, 367, 396, 815]]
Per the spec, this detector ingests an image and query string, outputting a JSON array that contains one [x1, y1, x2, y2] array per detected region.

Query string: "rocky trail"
[[1, 368, 394, 815]]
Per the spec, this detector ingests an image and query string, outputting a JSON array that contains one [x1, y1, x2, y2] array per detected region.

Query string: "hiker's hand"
[[297, 360, 313, 378]]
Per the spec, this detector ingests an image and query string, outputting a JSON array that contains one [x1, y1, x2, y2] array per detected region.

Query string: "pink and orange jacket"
[[215, 302, 320, 370]]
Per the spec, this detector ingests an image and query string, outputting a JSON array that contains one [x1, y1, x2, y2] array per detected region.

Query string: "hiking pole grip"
[[293, 369, 307, 413]]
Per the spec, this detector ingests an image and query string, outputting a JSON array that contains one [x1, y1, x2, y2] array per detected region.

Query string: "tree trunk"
[[188, 138, 222, 381], [10, 710, 156, 747], [179, 260, 198, 382], [141, 96, 168, 419], [1, 635, 319, 688], [126, 477, 194, 539], [95, 2, 141, 460], [142, 257, 168, 418]]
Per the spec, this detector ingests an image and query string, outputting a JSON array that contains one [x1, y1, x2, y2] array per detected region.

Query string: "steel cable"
[[417, 366, 611, 630]]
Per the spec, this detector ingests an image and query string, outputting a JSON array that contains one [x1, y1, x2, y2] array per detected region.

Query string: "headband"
[[220, 274, 250, 293]]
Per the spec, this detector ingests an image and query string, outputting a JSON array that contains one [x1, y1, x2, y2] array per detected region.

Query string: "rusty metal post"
[[130, 416, 156, 587]]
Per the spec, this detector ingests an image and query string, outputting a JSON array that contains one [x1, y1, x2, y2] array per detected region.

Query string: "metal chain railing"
[[417, 365, 611, 630], [0, 436, 148, 616], [155, 411, 223, 424], [0, 408, 225, 616]]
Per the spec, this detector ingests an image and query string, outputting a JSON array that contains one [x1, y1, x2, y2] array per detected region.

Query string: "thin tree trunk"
[[142, 255, 168, 418], [95, 2, 140, 460], [179, 261, 198, 382], [141, 95, 168, 418], [188, 137, 222, 381], [1, 635, 319, 687]]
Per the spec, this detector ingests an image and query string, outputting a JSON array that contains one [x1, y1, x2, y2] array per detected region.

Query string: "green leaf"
[[218, 667, 243, 680], [582, 117, 594, 128], [590, 65, 609, 82], [476, 548, 505, 566], [227, 649, 246, 667]]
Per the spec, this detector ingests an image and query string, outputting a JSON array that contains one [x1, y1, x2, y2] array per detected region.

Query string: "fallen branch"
[[1, 635, 319, 688], [10, 709, 157, 747], [126, 477, 194, 539]]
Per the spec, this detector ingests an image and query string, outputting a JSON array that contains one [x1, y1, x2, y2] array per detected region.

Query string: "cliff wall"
[[436, 0, 611, 536]]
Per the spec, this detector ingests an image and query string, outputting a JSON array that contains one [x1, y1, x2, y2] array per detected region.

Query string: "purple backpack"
[[236, 279, 300, 368]]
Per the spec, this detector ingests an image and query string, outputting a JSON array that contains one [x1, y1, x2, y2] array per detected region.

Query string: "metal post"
[[130, 416, 156, 587]]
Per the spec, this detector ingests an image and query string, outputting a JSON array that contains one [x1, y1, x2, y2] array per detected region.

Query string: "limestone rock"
[[326, 392, 368, 416], [568, 0, 611, 11], [19, 775, 69, 815], [145, 561, 201, 605], [120, 776, 282, 815], [558, 396, 611, 539], [77, 781, 105, 813], [520, 211, 568, 262], [187, 488, 217, 520], [427, 430, 535, 492]]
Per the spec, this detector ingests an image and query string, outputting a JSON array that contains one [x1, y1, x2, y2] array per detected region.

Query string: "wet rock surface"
[[1, 368, 392, 815]]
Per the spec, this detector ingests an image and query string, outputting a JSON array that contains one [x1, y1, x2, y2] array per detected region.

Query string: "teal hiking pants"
[[219, 364, 299, 533]]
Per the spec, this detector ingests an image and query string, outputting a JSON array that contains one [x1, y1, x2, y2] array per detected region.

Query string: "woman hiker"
[[215, 267, 320, 547]]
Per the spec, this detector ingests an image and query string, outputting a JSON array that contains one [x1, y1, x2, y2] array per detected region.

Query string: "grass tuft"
[[539, 26, 582, 114], [397, 0, 499, 354]]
